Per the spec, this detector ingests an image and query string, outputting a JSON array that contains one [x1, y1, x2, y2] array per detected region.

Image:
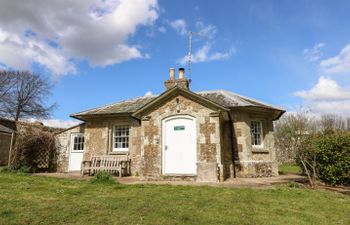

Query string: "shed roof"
[[0, 124, 14, 134], [71, 90, 284, 119]]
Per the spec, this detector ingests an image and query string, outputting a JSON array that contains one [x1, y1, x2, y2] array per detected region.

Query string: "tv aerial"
[[187, 31, 207, 84]]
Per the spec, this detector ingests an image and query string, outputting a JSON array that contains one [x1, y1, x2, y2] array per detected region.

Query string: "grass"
[[0, 172, 349, 225], [279, 164, 302, 175]]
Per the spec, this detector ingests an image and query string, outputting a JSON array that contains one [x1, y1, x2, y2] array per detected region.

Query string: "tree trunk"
[[300, 154, 314, 187]]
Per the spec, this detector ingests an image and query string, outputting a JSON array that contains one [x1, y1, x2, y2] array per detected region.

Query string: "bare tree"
[[319, 114, 345, 134], [0, 71, 16, 100], [0, 71, 56, 121], [275, 109, 318, 187]]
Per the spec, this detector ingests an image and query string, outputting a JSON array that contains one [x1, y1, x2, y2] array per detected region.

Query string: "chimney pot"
[[178, 68, 185, 79], [169, 68, 175, 80]]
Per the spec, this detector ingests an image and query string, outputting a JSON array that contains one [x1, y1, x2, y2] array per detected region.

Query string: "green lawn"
[[279, 164, 302, 175], [0, 172, 349, 225]]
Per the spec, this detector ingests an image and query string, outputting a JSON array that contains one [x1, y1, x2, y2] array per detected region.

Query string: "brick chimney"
[[164, 68, 189, 90]]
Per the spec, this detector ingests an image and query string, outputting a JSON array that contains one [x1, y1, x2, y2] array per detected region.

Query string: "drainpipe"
[[227, 111, 237, 178], [7, 131, 15, 168]]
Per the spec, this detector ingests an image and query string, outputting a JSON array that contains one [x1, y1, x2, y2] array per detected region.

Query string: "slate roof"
[[71, 90, 284, 119], [197, 90, 284, 110], [0, 124, 14, 133], [71, 96, 157, 117]]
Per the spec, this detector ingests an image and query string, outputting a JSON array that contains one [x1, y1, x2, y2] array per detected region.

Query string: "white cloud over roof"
[[0, 0, 159, 77]]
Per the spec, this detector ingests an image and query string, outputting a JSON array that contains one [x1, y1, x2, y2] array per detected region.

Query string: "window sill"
[[109, 151, 129, 155], [252, 147, 269, 153], [71, 150, 84, 153]]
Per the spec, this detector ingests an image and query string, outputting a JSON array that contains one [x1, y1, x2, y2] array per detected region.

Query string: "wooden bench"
[[81, 155, 130, 177]]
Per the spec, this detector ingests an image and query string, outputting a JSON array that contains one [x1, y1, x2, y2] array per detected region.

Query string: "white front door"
[[163, 115, 197, 175], [68, 133, 84, 171]]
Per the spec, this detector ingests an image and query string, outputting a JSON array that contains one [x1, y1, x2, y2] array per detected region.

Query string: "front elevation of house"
[[56, 68, 285, 182]]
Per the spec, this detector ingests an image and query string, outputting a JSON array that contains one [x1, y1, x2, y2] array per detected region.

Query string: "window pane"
[[251, 121, 262, 146], [113, 126, 130, 150], [73, 134, 84, 151]]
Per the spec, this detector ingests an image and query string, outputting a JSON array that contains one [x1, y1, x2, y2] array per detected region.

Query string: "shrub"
[[17, 166, 36, 173], [10, 125, 57, 172], [0, 167, 12, 173], [90, 171, 115, 184], [315, 133, 350, 186]]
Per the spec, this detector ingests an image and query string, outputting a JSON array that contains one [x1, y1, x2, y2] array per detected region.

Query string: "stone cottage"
[[56, 68, 285, 182]]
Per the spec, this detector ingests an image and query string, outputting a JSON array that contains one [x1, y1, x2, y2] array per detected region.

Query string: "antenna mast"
[[187, 31, 193, 82], [187, 31, 207, 84]]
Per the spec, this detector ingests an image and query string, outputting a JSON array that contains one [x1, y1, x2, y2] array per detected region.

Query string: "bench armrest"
[[81, 160, 92, 168]]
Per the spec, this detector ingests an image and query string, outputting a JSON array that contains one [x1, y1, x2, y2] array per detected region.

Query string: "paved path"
[[34, 172, 306, 189], [115, 174, 307, 189]]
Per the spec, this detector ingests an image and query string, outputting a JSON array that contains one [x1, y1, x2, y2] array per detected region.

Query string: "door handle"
[[165, 145, 168, 150]]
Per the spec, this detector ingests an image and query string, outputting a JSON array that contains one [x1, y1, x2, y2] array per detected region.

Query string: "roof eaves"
[[54, 123, 85, 135], [0, 124, 14, 134]]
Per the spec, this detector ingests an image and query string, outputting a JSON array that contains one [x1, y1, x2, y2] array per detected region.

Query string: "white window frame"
[[251, 121, 263, 147], [71, 133, 84, 153], [112, 125, 130, 152]]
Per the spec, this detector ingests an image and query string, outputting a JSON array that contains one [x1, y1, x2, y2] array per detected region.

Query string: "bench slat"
[[81, 154, 130, 177]]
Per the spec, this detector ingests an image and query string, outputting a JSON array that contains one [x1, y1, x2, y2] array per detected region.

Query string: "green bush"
[[17, 166, 36, 174], [0, 167, 11, 173], [315, 133, 350, 186], [0, 166, 36, 174], [90, 171, 115, 184]]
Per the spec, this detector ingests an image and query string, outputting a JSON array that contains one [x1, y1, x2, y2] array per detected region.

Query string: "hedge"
[[314, 133, 350, 186]]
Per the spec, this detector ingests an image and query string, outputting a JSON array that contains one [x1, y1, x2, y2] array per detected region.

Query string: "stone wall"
[[65, 98, 279, 180], [55, 124, 85, 172], [221, 120, 234, 179], [0, 132, 12, 166], [83, 117, 141, 175], [140, 95, 222, 182], [230, 110, 278, 177]]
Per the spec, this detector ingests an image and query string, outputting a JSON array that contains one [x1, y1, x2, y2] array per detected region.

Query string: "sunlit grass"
[[0, 171, 349, 225], [279, 164, 302, 175]]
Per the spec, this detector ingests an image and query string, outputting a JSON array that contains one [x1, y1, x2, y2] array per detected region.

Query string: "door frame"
[[68, 132, 84, 172], [161, 114, 197, 175]]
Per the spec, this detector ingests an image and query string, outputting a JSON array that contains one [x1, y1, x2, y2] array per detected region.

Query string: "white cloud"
[[195, 21, 217, 39], [303, 43, 325, 62], [177, 43, 235, 65], [320, 44, 350, 74], [295, 76, 350, 115], [42, 119, 80, 128], [0, 29, 76, 77], [158, 26, 166, 33], [169, 20, 232, 65], [144, 91, 153, 96], [0, 0, 159, 77], [170, 19, 187, 35], [26, 118, 80, 128], [169, 20, 216, 38]]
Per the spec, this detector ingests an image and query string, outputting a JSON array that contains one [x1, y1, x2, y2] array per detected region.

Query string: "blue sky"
[[1, 0, 350, 127]]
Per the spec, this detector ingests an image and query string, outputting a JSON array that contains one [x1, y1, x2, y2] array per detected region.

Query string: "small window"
[[113, 125, 129, 152], [72, 134, 84, 151], [251, 121, 263, 146]]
